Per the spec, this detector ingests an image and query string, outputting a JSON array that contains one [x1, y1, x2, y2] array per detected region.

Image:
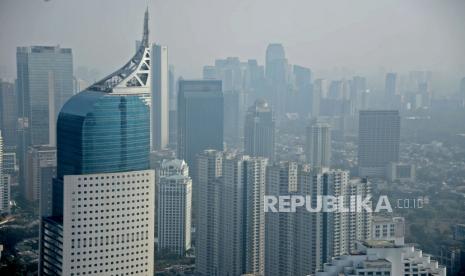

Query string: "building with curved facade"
[[39, 9, 155, 276]]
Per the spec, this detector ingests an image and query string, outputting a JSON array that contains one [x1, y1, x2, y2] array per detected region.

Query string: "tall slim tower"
[[306, 121, 331, 170], [385, 73, 397, 97], [39, 10, 155, 276], [0, 80, 17, 148], [244, 99, 275, 161], [265, 43, 289, 119], [320, 170, 371, 265], [196, 150, 222, 276], [151, 44, 169, 150], [0, 131, 10, 214], [358, 110, 400, 177]]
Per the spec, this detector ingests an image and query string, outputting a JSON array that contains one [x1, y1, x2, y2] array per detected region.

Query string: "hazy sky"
[[1, 0, 464, 80]]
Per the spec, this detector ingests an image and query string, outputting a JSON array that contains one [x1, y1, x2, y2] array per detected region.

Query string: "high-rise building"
[[196, 150, 222, 276], [358, 110, 400, 177], [385, 73, 397, 97], [151, 44, 169, 150], [384, 73, 400, 109], [16, 45, 73, 146], [243, 157, 268, 275], [219, 153, 268, 276], [39, 10, 154, 276], [262, 157, 368, 276], [265, 162, 299, 276], [168, 65, 177, 146], [291, 65, 312, 117], [177, 79, 224, 174], [351, 76, 367, 110], [306, 121, 331, 170], [26, 146, 56, 215], [218, 153, 247, 276], [16, 45, 73, 194], [157, 174, 192, 256], [244, 99, 275, 161], [265, 43, 289, 118], [321, 170, 372, 264], [0, 80, 17, 148], [197, 151, 267, 276], [0, 131, 10, 214]]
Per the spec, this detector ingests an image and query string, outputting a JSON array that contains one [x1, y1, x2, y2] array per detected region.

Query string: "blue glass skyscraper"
[[39, 10, 155, 276]]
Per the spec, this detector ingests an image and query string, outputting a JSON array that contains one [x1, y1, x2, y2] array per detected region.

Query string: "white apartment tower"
[[306, 121, 331, 170], [157, 175, 192, 256]]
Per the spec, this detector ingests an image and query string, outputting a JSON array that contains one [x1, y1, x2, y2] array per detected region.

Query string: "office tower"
[[312, 79, 328, 117], [223, 90, 243, 145], [0, 80, 17, 148], [16, 45, 73, 195], [196, 150, 222, 276], [265, 43, 289, 118], [16, 45, 73, 146], [351, 76, 367, 110], [157, 173, 192, 256], [177, 79, 224, 174], [168, 65, 177, 146], [306, 121, 331, 170], [292, 65, 312, 117], [385, 73, 397, 97], [152, 44, 169, 150], [39, 10, 154, 276], [0, 131, 10, 213], [26, 146, 56, 215], [265, 44, 286, 81], [244, 99, 275, 161], [358, 110, 400, 177], [321, 170, 371, 264], [202, 57, 255, 145]]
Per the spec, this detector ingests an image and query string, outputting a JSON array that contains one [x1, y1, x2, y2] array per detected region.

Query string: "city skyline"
[[1, 0, 465, 87], [1, 2, 464, 276]]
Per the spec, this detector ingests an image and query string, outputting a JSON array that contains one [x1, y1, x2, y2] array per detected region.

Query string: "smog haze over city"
[[0, 0, 465, 275]]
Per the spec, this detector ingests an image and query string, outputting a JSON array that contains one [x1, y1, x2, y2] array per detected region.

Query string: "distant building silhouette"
[[358, 110, 400, 177], [306, 121, 331, 170], [244, 99, 275, 161]]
